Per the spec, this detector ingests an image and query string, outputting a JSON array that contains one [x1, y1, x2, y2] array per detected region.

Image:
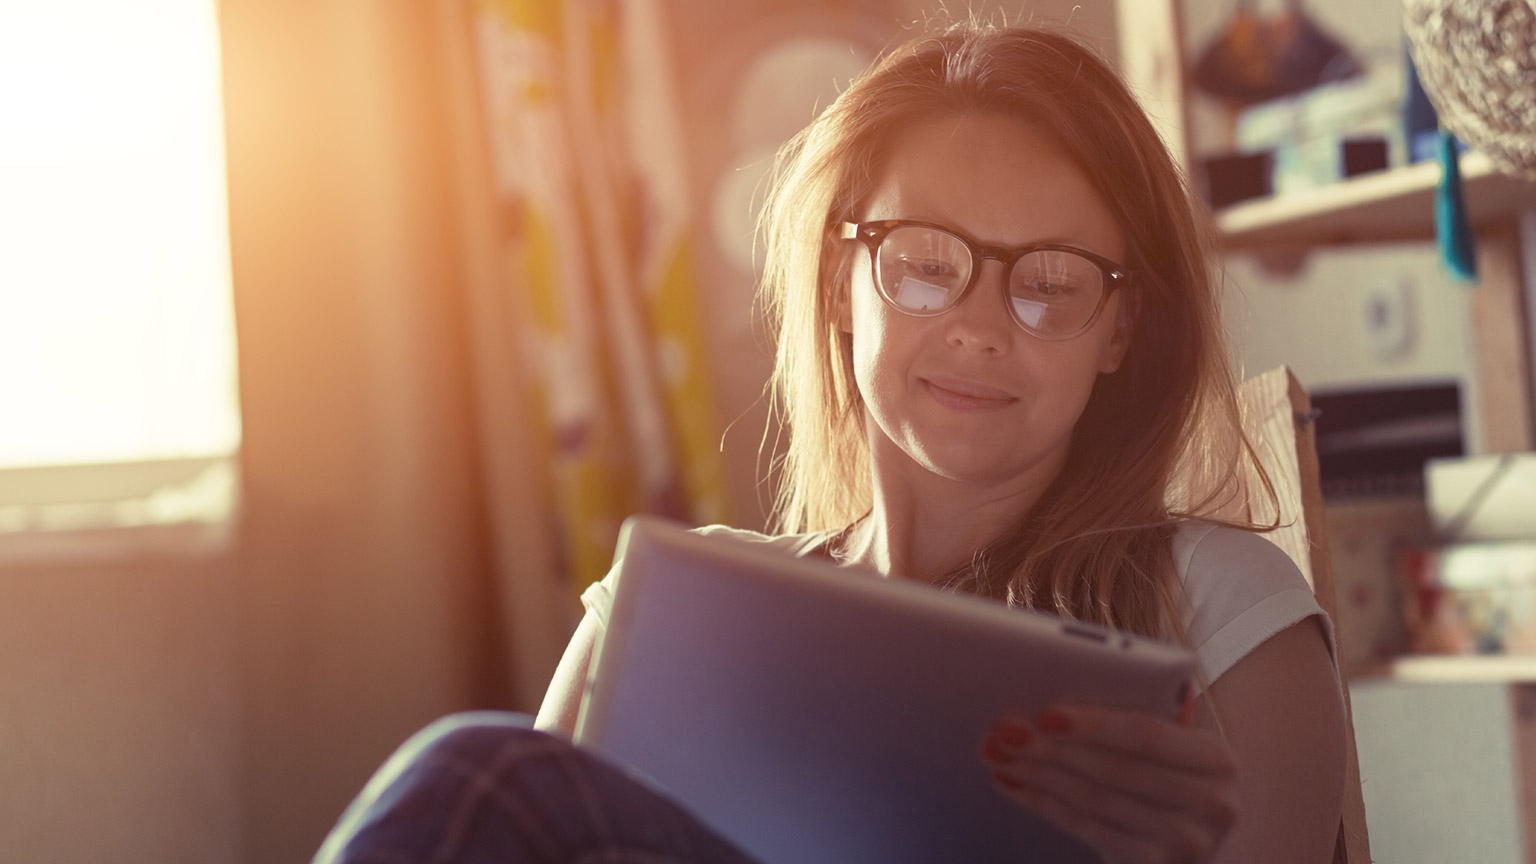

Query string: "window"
[[0, 1, 240, 557]]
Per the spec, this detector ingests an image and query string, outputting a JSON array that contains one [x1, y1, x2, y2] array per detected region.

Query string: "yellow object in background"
[[472, 0, 727, 595]]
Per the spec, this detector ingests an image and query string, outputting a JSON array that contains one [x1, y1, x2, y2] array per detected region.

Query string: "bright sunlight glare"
[[0, 0, 240, 469]]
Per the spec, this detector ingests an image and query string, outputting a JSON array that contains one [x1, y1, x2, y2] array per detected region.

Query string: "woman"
[[316, 21, 1345, 864]]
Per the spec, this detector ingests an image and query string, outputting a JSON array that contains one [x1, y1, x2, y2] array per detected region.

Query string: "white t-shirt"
[[580, 521, 1334, 688]]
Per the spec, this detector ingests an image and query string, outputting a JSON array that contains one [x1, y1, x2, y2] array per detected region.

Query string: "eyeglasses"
[[839, 219, 1131, 341]]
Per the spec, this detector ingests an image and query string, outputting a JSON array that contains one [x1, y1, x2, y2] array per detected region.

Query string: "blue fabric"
[[313, 712, 763, 864], [1435, 128, 1477, 282]]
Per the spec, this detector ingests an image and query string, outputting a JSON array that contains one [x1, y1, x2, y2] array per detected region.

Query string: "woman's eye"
[[903, 257, 958, 281], [1020, 279, 1074, 297]]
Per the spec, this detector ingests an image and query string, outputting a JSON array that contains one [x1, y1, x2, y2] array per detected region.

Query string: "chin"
[[915, 437, 1063, 488], [917, 452, 1022, 486]]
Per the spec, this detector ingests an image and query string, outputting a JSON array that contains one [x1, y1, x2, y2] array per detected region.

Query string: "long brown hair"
[[757, 21, 1268, 641]]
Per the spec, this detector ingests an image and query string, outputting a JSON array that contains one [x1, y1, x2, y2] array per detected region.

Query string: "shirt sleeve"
[[1175, 521, 1338, 687], [579, 567, 619, 631]]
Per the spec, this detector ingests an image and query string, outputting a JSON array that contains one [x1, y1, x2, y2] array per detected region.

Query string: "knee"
[[344, 712, 549, 827], [314, 712, 553, 864], [399, 711, 541, 764]]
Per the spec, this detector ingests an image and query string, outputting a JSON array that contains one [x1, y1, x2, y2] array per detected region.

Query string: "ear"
[[1097, 293, 1135, 374]]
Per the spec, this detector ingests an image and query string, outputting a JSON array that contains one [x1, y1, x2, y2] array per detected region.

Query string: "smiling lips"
[[923, 376, 1017, 411]]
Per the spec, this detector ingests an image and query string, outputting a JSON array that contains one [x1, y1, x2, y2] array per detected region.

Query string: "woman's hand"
[[981, 690, 1238, 864]]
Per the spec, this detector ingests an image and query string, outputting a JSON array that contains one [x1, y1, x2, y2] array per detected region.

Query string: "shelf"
[[1216, 151, 1536, 251], [1351, 654, 1536, 684]]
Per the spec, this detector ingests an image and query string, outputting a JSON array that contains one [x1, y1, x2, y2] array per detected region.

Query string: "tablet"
[[575, 515, 1195, 864]]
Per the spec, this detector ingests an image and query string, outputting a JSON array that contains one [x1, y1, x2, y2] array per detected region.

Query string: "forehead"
[[862, 113, 1125, 260]]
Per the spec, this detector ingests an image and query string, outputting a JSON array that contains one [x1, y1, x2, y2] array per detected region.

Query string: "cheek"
[[847, 279, 940, 429], [848, 301, 886, 404], [847, 274, 893, 372], [833, 242, 863, 335], [1028, 334, 1118, 423], [1097, 295, 1133, 373]]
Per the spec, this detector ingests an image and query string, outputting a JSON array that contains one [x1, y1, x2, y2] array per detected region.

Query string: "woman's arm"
[[1202, 617, 1345, 862], [533, 611, 604, 738]]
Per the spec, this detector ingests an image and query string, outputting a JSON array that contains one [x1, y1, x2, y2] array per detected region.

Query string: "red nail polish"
[[1038, 709, 1072, 733], [983, 736, 1010, 763], [993, 772, 1023, 790], [1178, 681, 1198, 726], [995, 723, 1031, 748]]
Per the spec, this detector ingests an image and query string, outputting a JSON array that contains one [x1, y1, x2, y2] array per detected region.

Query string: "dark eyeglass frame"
[[839, 219, 1132, 341]]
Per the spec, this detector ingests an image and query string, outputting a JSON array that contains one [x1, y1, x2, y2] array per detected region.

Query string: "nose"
[[944, 259, 1013, 355]]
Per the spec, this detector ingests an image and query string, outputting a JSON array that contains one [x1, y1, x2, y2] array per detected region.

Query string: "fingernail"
[[1037, 709, 1071, 733], [982, 736, 1010, 763], [994, 722, 1032, 749], [993, 772, 1022, 790]]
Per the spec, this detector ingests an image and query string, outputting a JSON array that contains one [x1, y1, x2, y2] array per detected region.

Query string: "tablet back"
[[575, 516, 1194, 864]]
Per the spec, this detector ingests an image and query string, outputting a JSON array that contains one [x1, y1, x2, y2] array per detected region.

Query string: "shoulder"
[[579, 524, 833, 628], [1172, 520, 1300, 578], [1172, 520, 1314, 601], [1171, 520, 1336, 687]]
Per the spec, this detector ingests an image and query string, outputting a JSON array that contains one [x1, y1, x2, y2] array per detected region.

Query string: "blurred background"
[[3, 0, 1534, 862]]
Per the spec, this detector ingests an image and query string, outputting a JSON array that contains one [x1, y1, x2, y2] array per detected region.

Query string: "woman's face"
[[842, 112, 1132, 493]]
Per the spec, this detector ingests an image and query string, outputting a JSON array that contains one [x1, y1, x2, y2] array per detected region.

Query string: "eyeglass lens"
[[876, 224, 1105, 337]]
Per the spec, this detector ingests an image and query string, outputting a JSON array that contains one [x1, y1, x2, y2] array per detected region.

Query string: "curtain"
[[469, 0, 728, 591], [222, 2, 510, 858], [456, 0, 729, 702]]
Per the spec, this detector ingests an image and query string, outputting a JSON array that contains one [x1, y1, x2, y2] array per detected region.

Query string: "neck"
[[840, 457, 1060, 583]]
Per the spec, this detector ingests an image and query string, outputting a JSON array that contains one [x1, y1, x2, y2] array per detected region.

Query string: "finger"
[[982, 730, 1230, 842], [992, 758, 1180, 837], [1001, 732, 1235, 814], [984, 710, 1237, 863], [992, 771, 1216, 864], [1029, 706, 1236, 776]]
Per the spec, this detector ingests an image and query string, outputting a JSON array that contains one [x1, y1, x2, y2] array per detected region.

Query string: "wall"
[[1223, 245, 1481, 446], [0, 556, 243, 864], [1351, 679, 1529, 863]]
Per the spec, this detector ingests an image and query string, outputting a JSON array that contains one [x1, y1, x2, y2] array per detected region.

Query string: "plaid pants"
[[314, 712, 762, 864]]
